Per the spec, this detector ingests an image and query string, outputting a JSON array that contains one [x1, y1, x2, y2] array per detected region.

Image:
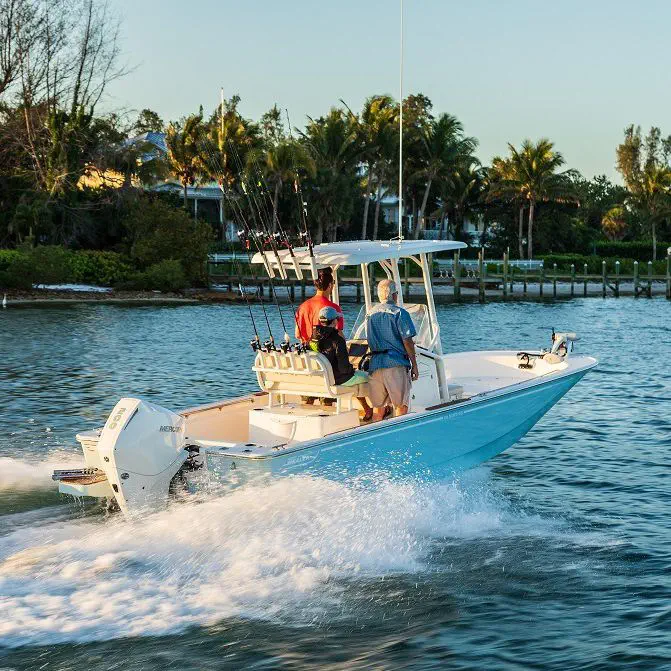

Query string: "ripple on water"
[[0, 299, 670, 669]]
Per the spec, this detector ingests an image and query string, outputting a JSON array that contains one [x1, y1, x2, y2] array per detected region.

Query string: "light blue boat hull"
[[205, 369, 588, 487]]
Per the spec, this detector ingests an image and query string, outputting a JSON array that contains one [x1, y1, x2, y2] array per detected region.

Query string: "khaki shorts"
[[369, 366, 411, 408]]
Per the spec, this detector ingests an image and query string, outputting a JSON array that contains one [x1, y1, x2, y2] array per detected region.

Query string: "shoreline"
[[2, 282, 669, 306], [1, 288, 250, 306]]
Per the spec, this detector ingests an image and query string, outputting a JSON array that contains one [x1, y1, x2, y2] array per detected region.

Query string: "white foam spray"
[[0, 453, 83, 491], [0, 472, 512, 648]]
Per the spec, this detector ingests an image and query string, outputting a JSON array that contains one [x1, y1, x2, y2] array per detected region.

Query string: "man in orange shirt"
[[294, 268, 373, 421], [295, 267, 344, 342]]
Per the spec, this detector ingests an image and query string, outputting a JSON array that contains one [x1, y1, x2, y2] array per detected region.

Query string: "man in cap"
[[367, 279, 419, 419], [310, 305, 372, 421]]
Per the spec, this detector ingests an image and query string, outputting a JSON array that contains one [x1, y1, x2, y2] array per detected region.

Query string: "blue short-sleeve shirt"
[[367, 301, 417, 372]]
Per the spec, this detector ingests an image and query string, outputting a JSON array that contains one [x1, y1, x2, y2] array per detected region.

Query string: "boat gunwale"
[[204, 354, 598, 460]]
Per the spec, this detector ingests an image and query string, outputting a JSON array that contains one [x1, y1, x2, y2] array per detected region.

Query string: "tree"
[[260, 140, 314, 231], [616, 125, 671, 259], [133, 109, 163, 134], [601, 205, 627, 241], [260, 104, 285, 145], [434, 157, 486, 240], [123, 196, 213, 285], [490, 139, 576, 258], [357, 95, 398, 239], [165, 110, 205, 209], [413, 113, 477, 239], [299, 108, 363, 243]]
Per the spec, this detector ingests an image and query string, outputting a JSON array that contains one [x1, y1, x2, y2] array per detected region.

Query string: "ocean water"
[[0, 298, 669, 670]]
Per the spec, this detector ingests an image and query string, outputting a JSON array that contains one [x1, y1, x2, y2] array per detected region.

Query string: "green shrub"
[[123, 198, 213, 286], [142, 260, 187, 291], [70, 250, 133, 286], [594, 241, 671, 261], [0, 249, 24, 272], [116, 260, 187, 292], [29, 245, 73, 284], [0, 253, 33, 289]]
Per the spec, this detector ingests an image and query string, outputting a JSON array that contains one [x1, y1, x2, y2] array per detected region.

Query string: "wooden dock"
[[208, 252, 671, 303]]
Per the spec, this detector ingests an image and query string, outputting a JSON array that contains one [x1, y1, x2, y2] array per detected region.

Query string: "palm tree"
[[357, 95, 398, 239], [260, 140, 315, 232], [413, 114, 477, 239], [434, 158, 486, 240], [635, 165, 671, 260], [492, 139, 576, 258], [198, 98, 262, 240], [489, 156, 526, 258], [601, 205, 627, 241], [299, 108, 363, 243], [165, 111, 205, 209]]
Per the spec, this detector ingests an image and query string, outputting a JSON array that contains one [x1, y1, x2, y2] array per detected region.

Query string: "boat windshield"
[[349, 303, 432, 350]]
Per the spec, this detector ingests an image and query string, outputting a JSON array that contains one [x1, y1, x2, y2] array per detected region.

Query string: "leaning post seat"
[[252, 350, 370, 413]]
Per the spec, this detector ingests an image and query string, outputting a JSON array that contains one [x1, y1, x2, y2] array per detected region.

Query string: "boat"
[[52, 239, 598, 515]]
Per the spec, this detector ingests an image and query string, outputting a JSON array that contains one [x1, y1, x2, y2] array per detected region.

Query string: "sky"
[[106, 0, 671, 181]]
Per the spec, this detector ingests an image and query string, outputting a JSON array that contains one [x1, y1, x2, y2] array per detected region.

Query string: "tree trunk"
[[415, 178, 433, 240], [183, 180, 188, 210], [372, 185, 382, 240], [272, 180, 280, 233], [527, 200, 535, 259], [361, 167, 373, 240], [518, 205, 525, 259], [652, 219, 657, 261]]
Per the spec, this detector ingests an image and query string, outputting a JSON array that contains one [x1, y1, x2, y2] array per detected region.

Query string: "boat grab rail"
[[252, 350, 369, 413]]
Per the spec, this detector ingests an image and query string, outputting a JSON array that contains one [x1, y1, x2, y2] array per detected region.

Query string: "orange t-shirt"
[[295, 295, 345, 342]]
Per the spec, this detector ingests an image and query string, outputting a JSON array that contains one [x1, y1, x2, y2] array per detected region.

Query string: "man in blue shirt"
[[367, 279, 419, 419]]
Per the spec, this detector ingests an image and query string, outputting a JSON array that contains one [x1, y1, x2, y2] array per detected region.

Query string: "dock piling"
[[570, 264, 575, 297], [478, 249, 485, 304], [503, 251, 508, 298], [453, 251, 461, 300], [553, 263, 558, 297], [633, 261, 639, 297], [666, 254, 670, 300], [602, 261, 607, 297], [539, 264, 544, 297], [583, 263, 588, 297], [647, 261, 653, 298], [615, 261, 620, 297]]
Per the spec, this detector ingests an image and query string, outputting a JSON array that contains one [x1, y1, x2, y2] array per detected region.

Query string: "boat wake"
[[0, 468, 552, 648], [0, 453, 83, 491]]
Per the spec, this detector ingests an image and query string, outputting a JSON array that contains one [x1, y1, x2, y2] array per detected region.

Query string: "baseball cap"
[[318, 306, 342, 323]]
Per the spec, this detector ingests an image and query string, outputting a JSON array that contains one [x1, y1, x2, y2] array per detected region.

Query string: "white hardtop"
[[251, 239, 467, 269]]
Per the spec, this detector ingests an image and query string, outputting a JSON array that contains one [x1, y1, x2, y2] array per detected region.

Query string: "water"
[[0, 299, 669, 670]]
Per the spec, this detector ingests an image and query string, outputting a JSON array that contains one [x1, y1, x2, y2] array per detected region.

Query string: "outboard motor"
[[96, 398, 188, 515]]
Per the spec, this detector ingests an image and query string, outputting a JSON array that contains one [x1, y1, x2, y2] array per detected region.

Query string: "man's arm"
[[403, 337, 419, 381]]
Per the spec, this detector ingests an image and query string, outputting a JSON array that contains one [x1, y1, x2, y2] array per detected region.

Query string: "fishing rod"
[[199, 136, 279, 350], [285, 109, 318, 282], [226, 139, 296, 350], [246, 147, 305, 283], [244, 147, 304, 327]]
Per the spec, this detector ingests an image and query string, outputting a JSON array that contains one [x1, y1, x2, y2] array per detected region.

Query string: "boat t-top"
[[53, 239, 597, 515]]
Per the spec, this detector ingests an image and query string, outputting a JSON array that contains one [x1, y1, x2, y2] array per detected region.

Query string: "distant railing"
[[208, 252, 671, 302]]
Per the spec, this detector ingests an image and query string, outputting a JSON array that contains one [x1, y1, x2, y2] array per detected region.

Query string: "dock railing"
[[208, 250, 671, 302]]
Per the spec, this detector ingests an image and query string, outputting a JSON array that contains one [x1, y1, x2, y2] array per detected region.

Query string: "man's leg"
[[386, 367, 411, 418], [368, 369, 390, 421]]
